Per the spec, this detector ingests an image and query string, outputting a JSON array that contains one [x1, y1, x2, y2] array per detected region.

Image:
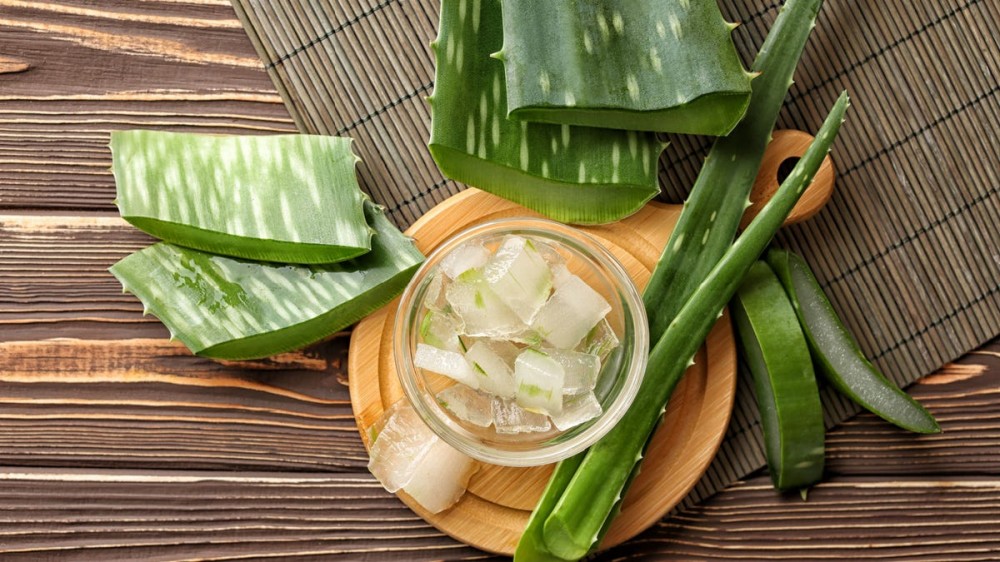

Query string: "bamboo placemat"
[[230, 0, 1000, 511]]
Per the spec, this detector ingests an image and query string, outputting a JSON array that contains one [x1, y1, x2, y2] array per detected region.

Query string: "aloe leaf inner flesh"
[[110, 201, 423, 360], [112, 131, 372, 264], [428, 0, 663, 224], [498, 0, 752, 135], [768, 249, 940, 434]]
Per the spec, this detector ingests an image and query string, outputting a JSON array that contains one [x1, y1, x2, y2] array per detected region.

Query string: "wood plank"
[[0, 469, 997, 561], [0, 337, 369, 472], [0, 0, 296, 212]]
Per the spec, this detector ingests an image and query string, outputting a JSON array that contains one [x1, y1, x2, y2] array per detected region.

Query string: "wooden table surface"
[[2, 1, 998, 560]]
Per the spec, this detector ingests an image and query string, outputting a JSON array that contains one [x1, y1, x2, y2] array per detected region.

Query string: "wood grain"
[[0, 0, 296, 211]]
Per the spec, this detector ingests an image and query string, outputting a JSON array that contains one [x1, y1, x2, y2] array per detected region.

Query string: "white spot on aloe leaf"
[[578, 161, 586, 183], [456, 39, 464, 71], [472, 0, 481, 31], [565, 91, 576, 106], [466, 115, 475, 153], [541, 160, 550, 178], [492, 116, 500, 146], [650, 46, 662, 73], [551, 136, 558, 154], [561, 124, 570, 147], [446, 34, 455, 64], [709, 211, 717, 222], [493, 74, 501, 105], [642, 143, 651, 174], [583, 31, 594, 54], [479, 92, 488, 126], [669, 13, 683, 39], [459, 0, 467, 22], [656, 20, 666, 39], [597, 13, 610, 41], [612, 12, 624, 34], [628, 131, 638, 158], [626, 74, 639, 101], [680, 0, 690, 9], [539, 71, 551, 95], [702, 228, 711, 244], [672, 233, 685, 252]]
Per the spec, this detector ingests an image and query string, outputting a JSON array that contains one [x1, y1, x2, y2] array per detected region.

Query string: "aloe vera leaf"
[[514, 454, 583, 562], [644, 0, 827, 341], [540, 93, 850, 560], [767, 249, 941, 434], [733, 260, 824, 491], [112, 131, 371, 264], [516, 1, 827, 558], [110, 201, 423, 360], [428, 0, 663, 225], [497, 0, 752, 135]]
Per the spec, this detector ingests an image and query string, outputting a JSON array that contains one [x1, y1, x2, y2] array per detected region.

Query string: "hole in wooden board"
[[777, 156, 801, 184]]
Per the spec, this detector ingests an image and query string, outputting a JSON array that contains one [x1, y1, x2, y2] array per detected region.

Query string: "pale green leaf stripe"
[[499, 0, 752, 135], [112, 131, 372, 264], [428, 0, 663, 225], [110, 202, 423, 360]]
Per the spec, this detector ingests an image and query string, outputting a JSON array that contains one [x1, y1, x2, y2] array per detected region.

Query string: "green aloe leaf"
[[429, 0, 664, 225], [112, 131, 372, 264], [110, 201, 423, 360], [498, 0, 752, 135]]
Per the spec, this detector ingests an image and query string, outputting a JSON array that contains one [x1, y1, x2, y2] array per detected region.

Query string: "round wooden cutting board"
[[348, 189, 737, 555]]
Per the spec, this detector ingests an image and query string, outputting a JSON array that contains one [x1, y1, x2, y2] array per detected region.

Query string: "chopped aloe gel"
[[531, 274, 612, 349], [368, 401, 438, 493], [413, 343, 479, 389], [547, 349, 600, 395], [414, 235, 621, 435], [446, 269, 524, 337], [419, 310, 465, 353], [403, 437, 479, 513], [579, 318, 620, 361], [440, 240, 490, 279], [552, 392, 603, 431], [492, 398, 552, 434], [437, 385, 494, 427], [465, 340, 517, 398], [484, 236, 553, 323], [368, 400, 477, 514], [513, 348, 564, 415]]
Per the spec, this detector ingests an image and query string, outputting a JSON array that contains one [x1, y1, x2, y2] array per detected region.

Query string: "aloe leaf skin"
[[767, 249, 941, 434], [498, 0, 752, 136], [110, 201, 423, 361], [515, 1, 827, 559], [513, 455, 582, 562], [733, 261, 824, 491], [644, 0, 827, 343], [540, 93, 849, 560], [112, 131, 372, 264], [428, 0, 663, 225]]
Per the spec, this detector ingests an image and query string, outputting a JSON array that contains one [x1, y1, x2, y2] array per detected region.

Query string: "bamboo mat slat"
[[229, 0, 1000, 511]]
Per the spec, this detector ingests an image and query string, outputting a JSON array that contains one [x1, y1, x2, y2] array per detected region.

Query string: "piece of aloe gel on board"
[[428, 0, 663, 224], [110, 201, 423, 360], [112, 131, 372, 264], [498, 0, 752, 135]]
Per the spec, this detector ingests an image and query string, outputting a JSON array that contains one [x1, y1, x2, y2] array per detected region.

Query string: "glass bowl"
[[394, 217, 648, 467]]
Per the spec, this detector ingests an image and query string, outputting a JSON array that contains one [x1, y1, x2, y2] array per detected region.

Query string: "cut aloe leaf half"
[[112, 130, 372, 264], [110, 201, 423, 360], [498, 0, 753, 135], [428, 0, 663, 224]]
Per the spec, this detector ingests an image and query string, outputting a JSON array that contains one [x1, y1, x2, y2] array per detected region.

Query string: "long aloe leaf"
[[541, 93, 849, 560], [112, 131, 372, 264], [498, 0, 752, 135], [110, 202, 423, 360], [428, 0, 664, 224]]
